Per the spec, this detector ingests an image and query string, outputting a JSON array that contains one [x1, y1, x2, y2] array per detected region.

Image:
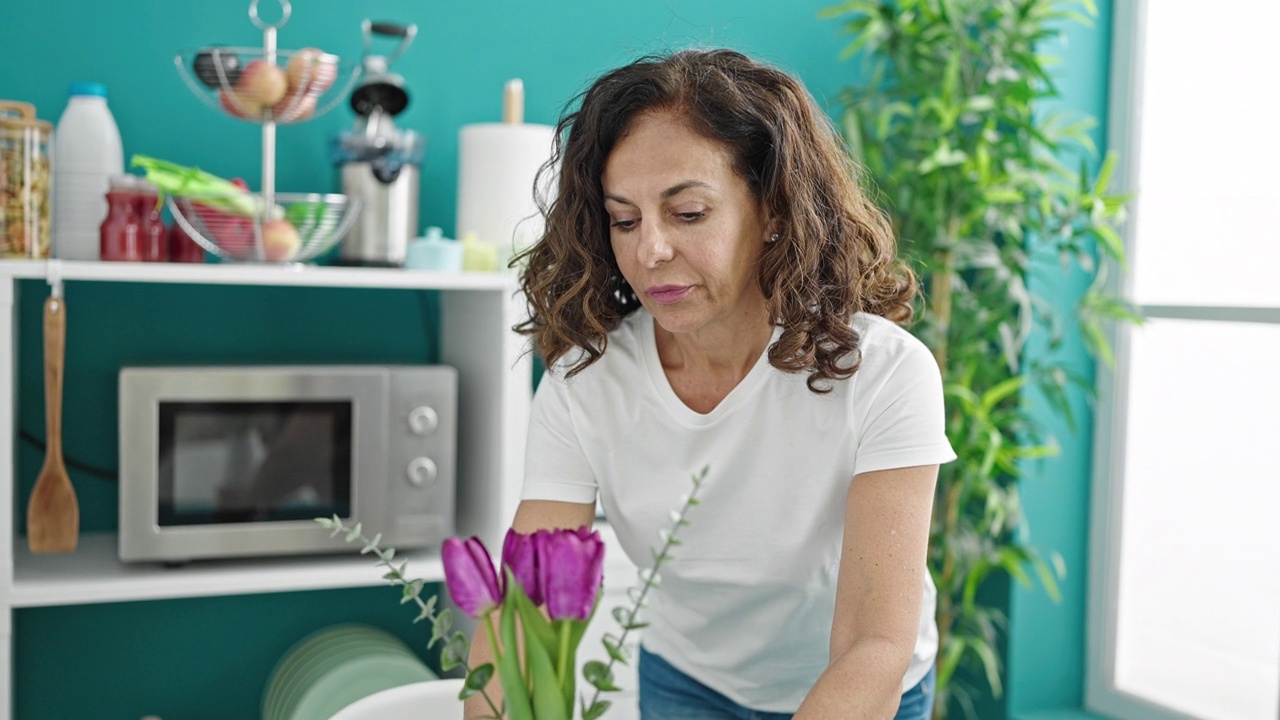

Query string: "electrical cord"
[[18, 429, 118, 482]]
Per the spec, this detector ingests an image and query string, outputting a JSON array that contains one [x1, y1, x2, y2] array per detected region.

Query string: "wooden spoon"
[[27, 295, 78, 553]]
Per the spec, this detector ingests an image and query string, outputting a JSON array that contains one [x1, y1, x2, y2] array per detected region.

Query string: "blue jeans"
[[638, 645, 935, 720]]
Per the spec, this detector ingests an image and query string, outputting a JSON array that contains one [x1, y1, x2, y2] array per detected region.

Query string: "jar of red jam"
[[100, 175, 140, 262], [134, 180, 168, 262], [167, 217, 205, 263]]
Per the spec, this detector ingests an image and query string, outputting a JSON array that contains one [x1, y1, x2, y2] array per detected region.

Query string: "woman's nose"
[[638, 222, 675, 268]]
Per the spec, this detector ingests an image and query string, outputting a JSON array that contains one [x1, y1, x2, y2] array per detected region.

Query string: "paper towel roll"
[[456, 123, 558, 269]]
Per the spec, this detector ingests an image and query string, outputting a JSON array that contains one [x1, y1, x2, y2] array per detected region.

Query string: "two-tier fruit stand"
[[168, 0, 362, 263]]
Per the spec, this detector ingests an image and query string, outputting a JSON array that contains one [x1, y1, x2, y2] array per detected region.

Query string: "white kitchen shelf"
[[0, 259, 519, 292], [0, 262, 536, 718], [8, 526, 634, 611], [11, 534, 443, 608]]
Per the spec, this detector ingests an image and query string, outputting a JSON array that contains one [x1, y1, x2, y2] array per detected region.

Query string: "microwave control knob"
[[408, 405, 439, 435], [407, 457, 438, 487]]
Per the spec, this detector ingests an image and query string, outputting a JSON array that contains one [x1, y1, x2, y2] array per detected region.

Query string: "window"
[[1087, 2, 1280, 719]]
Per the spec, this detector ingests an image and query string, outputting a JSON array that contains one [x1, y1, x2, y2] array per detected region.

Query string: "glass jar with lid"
[[0, 101, 54, 259]]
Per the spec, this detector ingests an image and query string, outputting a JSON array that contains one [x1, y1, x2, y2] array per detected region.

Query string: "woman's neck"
[[653, 306, 774, 382]]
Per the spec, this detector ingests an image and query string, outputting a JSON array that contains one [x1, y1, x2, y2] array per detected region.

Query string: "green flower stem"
[[484, 612, 502, 671], [557, 621, 571, 692]]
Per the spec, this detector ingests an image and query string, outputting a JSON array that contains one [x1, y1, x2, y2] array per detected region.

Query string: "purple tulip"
[[442, 536, 503, 618], [536, 526, 606, 621], [502, 528, 545, 605]]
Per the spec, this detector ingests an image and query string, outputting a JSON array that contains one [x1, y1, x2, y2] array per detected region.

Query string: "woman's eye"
[[610, 219, 638, 231], [676, 211, 705, 223]]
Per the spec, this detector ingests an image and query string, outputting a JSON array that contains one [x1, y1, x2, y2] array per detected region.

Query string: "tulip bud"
[[502, 528, 544, 605], [442, 536, 503, 618], [537, 526, 606, 621]]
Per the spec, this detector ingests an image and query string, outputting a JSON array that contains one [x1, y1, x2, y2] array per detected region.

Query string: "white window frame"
[[1086, 2, 1280, 718]]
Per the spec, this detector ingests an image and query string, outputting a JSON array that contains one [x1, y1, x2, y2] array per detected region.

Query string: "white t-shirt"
[[521, 309, 956, 712]]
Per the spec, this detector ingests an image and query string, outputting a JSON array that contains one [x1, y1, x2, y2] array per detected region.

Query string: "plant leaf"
[[498, 598, 535, 720], [460, 663, 495, 699], [582, 699, 612, 720], [401, 578, 424, 604], [567, 591, 602, 658], [430, 608, 453, 648], [415, 593, 439, 625], [602, 633, 629, 664], [583, 660, 621, 693], [526, 625, 570, 720], [968, 637, 1004, 697], [508, 569, 558, 656]]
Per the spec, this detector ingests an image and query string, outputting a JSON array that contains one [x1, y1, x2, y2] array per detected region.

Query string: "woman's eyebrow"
[[660, 180, 714, 199], [603, 180, 714, 206]]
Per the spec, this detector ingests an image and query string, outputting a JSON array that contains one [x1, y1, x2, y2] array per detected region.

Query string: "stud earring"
[[768, 233, 779, 244]]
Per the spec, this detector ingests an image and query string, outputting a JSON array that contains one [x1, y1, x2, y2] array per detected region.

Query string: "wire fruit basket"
[[170, 192, 357, 263], [176, 46, 356, 125], [167, 0, 361, 263]]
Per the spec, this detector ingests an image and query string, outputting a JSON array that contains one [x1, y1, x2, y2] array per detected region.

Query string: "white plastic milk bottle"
[[53, 82, 124, 260]]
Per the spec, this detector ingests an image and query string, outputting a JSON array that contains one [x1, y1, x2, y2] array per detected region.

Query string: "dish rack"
[[169, 0, 361, 263]]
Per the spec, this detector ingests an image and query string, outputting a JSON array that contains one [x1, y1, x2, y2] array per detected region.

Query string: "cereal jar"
[[0, 101, 53, 259]]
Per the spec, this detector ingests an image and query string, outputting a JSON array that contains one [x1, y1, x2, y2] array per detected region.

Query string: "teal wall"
[[0, 0, 855, 237], [1010, 1, 1115, 717], [0, 2, 857, 718], [14, 585, 446, 720], [1, 1, 1116, 717]]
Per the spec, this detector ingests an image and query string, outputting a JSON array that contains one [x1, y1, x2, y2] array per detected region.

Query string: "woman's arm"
[[463, 499, 598, 719], [793, 463, 940, 720]]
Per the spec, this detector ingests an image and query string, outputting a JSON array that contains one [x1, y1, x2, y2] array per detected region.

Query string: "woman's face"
[[602, 111, 770, 337]]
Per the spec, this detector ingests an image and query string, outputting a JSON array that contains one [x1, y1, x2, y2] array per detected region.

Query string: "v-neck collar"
[[637, 310, 780, 428]]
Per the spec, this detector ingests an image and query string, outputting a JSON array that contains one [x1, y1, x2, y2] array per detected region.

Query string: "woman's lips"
[[647, 285, 692, 304]]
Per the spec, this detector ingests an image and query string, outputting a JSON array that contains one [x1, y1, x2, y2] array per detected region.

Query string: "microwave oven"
[[118, 365, 457, 564]]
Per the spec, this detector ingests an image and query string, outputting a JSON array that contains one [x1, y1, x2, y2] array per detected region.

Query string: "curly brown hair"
[[515, 48, 917, 393]]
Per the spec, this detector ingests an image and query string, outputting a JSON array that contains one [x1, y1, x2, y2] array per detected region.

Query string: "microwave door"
[[158, 400, 354, 527]]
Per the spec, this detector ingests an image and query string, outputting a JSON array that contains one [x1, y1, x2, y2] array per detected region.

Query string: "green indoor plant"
[[820, 1, 1140, 717]]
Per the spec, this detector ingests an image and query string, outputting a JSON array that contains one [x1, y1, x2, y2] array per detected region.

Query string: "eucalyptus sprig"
[[579, 466, 707, 720], [314, 516, 504, 720]]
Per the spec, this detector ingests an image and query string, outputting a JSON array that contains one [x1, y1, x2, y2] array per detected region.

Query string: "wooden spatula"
[[27, 295, 78, 553]]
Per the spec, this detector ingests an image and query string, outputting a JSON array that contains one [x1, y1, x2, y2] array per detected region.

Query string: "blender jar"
[[0, 101, 54, 259]]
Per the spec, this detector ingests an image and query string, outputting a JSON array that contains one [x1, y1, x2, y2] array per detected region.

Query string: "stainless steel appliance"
[[332, 20, 424, 266], [118, 365, 457, 564]]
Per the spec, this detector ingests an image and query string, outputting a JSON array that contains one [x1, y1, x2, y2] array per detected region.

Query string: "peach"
[[236, 60, 288, 106], [261, 219, 301, 262], [286, 48, 337, 94], [219, 89, 262, 120]]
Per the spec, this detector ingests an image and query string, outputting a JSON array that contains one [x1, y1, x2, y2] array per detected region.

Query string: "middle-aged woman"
[[469, 48, 957, 720]]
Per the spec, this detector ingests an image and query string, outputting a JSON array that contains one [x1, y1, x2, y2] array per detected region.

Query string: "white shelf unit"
[[0, 260, 534, 719], [10, 533, 445, 608]]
